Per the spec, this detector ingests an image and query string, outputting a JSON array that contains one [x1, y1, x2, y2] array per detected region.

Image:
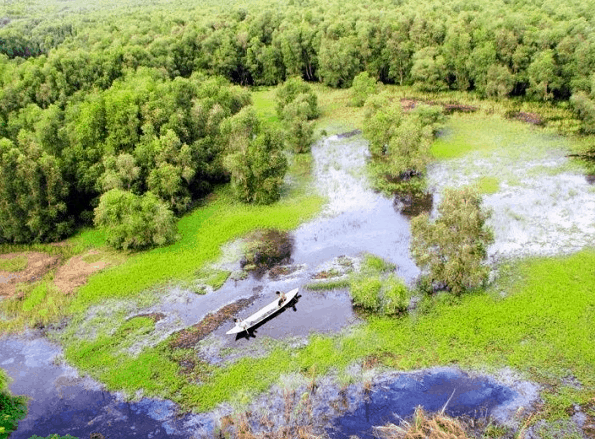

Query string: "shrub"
[[351, 275, 382, 311], [350, 71, 378, 107], [361, 254, 396, 273], [94, 189, 177, 250], [411, 186, 494, 295], [242, 229, 293, 270], [282, 94, 315, 153], [276, 77, 319, 120], [0, 369, 27, 439], [381, 275, 410, 316]]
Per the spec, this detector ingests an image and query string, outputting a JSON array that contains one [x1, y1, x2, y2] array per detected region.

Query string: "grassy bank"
[[63, 249, 595, 417], [181, 250, 595, 413]]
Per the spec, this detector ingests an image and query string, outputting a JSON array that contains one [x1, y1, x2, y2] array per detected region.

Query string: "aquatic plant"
[[0, 369, 27, 439]]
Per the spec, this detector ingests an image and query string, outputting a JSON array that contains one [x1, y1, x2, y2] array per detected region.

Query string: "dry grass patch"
[[374, 407, 472, 439], [54, 250, 112, 295], [0, 252, 59, 297]]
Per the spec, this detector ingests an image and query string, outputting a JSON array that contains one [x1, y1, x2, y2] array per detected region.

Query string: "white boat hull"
[[226, 288, 299, 334]]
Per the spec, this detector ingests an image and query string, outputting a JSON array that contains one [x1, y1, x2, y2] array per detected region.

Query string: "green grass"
[[138, 249, 595, 413], [305, 278, 351, 291], [251, 87, 281, 129], [68, 186, 322, 314], [429, 113, 589, 161], [476, 176, 500, 194], [0, 255, 27, 272]]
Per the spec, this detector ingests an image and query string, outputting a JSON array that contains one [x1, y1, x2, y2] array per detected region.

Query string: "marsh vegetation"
[[1, 0, 595, 437]]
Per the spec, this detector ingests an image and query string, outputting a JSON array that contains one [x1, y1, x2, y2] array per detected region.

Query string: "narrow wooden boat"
[[226, 288, 299, 334]]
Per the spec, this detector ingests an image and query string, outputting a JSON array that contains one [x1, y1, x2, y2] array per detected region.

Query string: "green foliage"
[[411, 186, 494, 295], [0, 369, 27, 439], [318, 35, 362, 88], [0, 136, 72, 243], [94, 189, 177, 250], [222, 108, 288, 204], [411, 47, 447, 92], [570, 92, 595, 134], [350, 72, 378, 107], [361, 254, 396, 273], [351, 276, 383, 311], [275, 77, 319, 120], [0, 255, 27, 271], [382, 275, 410, 316], [363, 96, 443, 194], [282, 94, 315, 153]]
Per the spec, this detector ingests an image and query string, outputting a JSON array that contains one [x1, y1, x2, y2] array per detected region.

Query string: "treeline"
[[0, 68, 254, 244], [1, 0, 595, 245], [0, 63, 318, 246], [1, 0, 595, 132], [3, 0, 595, 101]]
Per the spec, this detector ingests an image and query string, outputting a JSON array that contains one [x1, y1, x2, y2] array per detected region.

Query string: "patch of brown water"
[[0, 252, 60, 297]]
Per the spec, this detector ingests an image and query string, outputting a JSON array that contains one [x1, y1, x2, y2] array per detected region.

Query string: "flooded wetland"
[[2, 113, 595, 438]]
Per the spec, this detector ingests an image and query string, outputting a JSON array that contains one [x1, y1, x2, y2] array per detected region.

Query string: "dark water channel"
[[0, 335, 213, 439], [327, 369, 517, 439]]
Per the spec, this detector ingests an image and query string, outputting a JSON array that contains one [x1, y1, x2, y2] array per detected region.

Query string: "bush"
[[381, 275, 410, 316], [276, 77, 319, 120], [242, 229, 293, 270], [0, 369, 27, 439], [410, 186, 494, 295], [350, 72, 378, 107], [351, 276, 382, 311], [94, 189, 177, 250]]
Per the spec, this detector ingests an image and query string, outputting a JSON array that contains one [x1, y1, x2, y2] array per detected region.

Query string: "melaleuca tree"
[[318, 35, 362, 88], [350, 71, 378, 107], [222, 107, 287, 204], [410, 186, 494, 295], [527, 50, 558, 101], [485, 64, 515, 99], [94, 189, 177, 250], [410, 46, 447, 92], [282, 94, 315, 153], [275, 77, 319, 120], [0, 135, 72, 243], [363, 93, 402, 159]]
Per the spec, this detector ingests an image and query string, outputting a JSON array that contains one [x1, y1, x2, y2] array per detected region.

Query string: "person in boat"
[[276, 290, 286, 307], [233, 317, 248, 330]]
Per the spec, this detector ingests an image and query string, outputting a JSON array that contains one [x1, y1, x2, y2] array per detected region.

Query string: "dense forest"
[[1, 0, 595, 244]]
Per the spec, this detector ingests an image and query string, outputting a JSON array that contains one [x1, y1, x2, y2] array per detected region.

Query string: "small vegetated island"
[[0, 0, 594, 437]]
